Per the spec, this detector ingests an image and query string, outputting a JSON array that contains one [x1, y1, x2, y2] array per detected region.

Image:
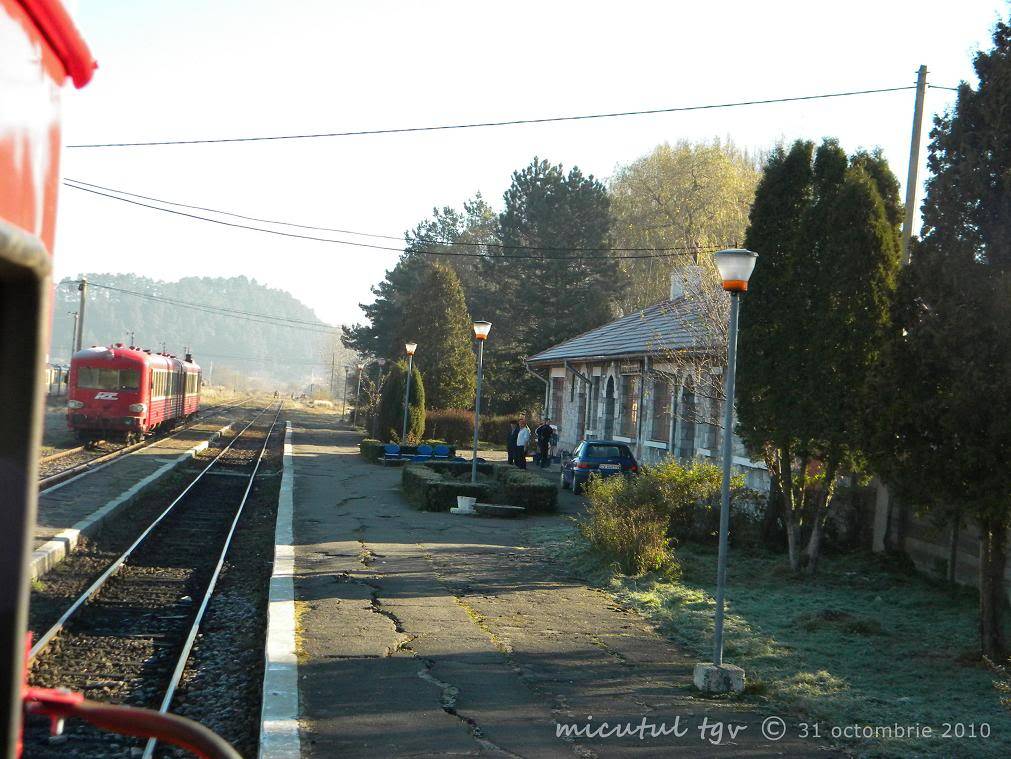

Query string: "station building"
[[525, 270, 768, 489]]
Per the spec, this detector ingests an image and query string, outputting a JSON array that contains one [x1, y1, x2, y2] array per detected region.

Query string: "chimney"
[[669, 265, 704, 300]]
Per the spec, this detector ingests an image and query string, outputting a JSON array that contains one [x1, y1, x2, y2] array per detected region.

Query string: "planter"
[[456, 496, 477, 512]]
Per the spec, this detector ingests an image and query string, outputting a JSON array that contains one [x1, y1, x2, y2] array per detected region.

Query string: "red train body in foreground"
[[67, 345, 201, 442]]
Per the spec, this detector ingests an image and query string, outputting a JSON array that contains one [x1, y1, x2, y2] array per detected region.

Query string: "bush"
[[492, 465, 557, 513], [425, 409, 473, 446], [579, 458, 743, 575], [359, 438, 384, 462], [424, 410, 527, 448], [580, 490, 676, 575]]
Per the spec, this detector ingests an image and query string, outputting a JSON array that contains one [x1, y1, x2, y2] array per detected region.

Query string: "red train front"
[[67, 345, 201, 443]]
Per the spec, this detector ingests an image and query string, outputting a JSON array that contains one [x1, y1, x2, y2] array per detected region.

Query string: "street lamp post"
[[695, 248, 757, 695], [401, 342, 417, 444], [471, 321, 492, 483], [352, 363, 365, 426]]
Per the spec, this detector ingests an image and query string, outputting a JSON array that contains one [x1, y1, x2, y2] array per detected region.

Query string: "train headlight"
[[128, 403, 147, 413], [68, 400, 84, 409]]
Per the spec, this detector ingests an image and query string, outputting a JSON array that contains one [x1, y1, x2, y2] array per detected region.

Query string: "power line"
[[65, 85, 917, 148], [63, 178, 717, 254], [62, 181, 717, 260]]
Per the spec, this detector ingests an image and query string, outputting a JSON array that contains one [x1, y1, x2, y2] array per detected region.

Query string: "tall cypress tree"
[[399, 263, 476, 410], [867, 17, 1011, 658], [377, 360, 425, 443], [737, 139, 900, 573]]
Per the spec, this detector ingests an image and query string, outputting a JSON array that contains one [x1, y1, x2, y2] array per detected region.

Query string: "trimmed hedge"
[[423, 460, 494, 478], [402, 465, 494, 511], [492, 465, 558, 513], [400, 461, 557, 514], [359, 439, 384, 462]]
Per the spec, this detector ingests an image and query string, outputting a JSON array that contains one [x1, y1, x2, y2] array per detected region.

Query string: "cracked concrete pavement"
[[289, 412, 830, 757]]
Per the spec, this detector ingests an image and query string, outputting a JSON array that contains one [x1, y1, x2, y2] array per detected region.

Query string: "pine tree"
[[487, 157, 618, 411], [867, 17, 1011, 658], [400, 263, 475, 410]]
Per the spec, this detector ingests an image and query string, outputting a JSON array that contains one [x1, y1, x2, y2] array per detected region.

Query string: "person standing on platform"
[[515, 419, 531, 469], [535, 418, 554, 468], [506, 419, 519, 466]]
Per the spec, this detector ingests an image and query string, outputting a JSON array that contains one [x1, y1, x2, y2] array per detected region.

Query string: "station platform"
[[32, 413, 236, 578], [261, 412, 825, 758]]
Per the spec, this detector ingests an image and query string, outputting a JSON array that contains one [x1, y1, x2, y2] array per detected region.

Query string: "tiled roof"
[[526, 297, 719, 364]]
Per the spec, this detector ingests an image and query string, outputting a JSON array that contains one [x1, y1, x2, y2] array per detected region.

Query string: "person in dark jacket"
[[506, 420, 519, 465], [535, 418, 554, 468]]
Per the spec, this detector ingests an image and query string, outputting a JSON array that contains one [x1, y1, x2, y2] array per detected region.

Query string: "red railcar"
[[67, 345, 201, 442]]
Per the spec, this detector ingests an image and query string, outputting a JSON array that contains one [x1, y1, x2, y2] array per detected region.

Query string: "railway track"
[[38, 399, 249, 490], [26, 402, 284, 758]]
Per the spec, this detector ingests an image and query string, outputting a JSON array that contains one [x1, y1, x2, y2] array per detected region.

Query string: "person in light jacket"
[[515, 420, 531, 469]]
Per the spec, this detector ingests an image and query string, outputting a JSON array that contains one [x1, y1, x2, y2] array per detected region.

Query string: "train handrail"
[[24, 686, 240, 759]]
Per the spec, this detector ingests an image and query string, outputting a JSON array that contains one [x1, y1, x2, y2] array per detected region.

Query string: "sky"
[[55, 0, 1009, 329]]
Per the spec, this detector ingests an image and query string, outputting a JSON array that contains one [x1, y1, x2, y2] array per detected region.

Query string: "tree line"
[[343, 142, 759, 413]]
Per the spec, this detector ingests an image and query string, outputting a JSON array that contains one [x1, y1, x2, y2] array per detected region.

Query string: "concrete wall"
[[874, 491, 1011, 603]]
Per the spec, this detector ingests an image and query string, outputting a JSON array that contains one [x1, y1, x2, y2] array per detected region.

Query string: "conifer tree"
[[737, 139, 901, 573], [377, 360, 425, 443], [399, 263, 475, 410], [867, 17, 1011, 658]]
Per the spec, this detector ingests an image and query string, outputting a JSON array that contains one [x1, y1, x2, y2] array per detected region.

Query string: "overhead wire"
[[63, 178, 718, 254], [61, 181, 717, 260], [64, 85, 918, 148]]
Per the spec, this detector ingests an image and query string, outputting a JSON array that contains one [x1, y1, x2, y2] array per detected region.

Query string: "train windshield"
[[77, 367, 140, 391]]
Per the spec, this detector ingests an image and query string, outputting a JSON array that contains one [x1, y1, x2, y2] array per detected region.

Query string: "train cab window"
[[78, 367, 140, 391]]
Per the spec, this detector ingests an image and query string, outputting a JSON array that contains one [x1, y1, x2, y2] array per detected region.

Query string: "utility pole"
[[68, 312, 78, 360], [901, 65, 928, 267], [330, 354, 335, 396], [875, 65, 929, 555], [74, 277, 87, 352], [128, 330, 135, 347]]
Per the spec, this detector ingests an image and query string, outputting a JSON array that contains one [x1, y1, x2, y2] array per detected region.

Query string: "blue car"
[[560, 440, 639, 494]]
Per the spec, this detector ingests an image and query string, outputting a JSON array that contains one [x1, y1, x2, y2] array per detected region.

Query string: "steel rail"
[[39, 398, 249, 491], [141, 401, 284, 759], [38, 445, 87, 464], [29, 402, 278, 661]]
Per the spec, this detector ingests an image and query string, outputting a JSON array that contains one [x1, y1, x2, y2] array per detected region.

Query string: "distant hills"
[[50, 274, 351, 388]]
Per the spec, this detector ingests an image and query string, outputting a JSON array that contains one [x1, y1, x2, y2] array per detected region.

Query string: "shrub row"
[[424, 409, 529, 447], [400, 462, 558, 513]]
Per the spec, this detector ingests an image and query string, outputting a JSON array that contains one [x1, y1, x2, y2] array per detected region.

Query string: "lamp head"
[[377, 358, 386, 367], [405, 342, 417, 356], [473, 321, 492, 340], [714, 249, 758, 293]]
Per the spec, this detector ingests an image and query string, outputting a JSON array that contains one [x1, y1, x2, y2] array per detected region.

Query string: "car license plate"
[[598, 464, 620, 471]]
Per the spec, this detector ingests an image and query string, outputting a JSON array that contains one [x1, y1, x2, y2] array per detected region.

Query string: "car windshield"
[[584, 445, 627, 458], [77, 367, 140, 391]]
